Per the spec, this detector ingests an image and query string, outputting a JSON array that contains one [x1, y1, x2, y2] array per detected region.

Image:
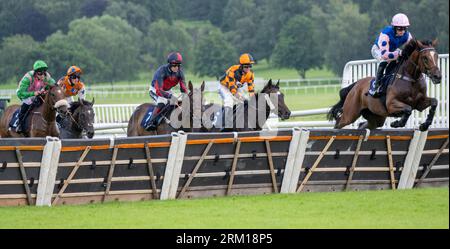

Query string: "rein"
[[396, 47, 435, 83]]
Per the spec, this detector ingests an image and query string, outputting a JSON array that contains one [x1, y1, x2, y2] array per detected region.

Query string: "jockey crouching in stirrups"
[[145, 52, 188, 131], [57, 66, 86, 104], [368, 13, 413, 98], [56, 66, 86, 124], [218, 53, 256, 131], [15, 60, 56, 134]]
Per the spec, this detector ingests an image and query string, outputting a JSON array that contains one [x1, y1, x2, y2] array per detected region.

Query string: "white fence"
[[341, 54, 449, 129]]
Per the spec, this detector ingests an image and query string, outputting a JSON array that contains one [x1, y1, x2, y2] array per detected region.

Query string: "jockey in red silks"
[[145, 52, 188, 130]]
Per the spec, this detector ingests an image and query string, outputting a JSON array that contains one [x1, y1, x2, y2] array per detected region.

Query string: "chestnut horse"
[[127, 81, 205, 137], [0, 85, 69, 137], [328, 39, 442, 131]]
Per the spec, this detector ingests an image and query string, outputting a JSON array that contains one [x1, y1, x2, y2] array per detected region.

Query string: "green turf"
[[0, 187, 447, 229]]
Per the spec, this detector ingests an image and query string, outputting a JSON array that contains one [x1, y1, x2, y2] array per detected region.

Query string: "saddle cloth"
[[8, 109, 20, 129], [368, 74, 394, 97], [140, 105, 155, 128]]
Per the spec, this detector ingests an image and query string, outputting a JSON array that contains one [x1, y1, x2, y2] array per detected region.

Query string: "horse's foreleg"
[[387, 100, 412, 128], [416, 97, 438, 131]]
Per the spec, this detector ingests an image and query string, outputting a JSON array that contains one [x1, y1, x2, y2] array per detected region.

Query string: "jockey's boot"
[[220, 106, 234, 132], [145, 103, 165, 131], [368, 61, 388, 98], [15, 103, 32, 134]]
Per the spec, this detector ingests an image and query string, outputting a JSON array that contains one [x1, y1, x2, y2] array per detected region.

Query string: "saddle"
[[140, 104, 175, 129], [9, 97, 43, 132], [369, 74, 394, 98]]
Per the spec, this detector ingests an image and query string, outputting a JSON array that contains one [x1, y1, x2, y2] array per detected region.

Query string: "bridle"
[[405, 47, 437, 80]]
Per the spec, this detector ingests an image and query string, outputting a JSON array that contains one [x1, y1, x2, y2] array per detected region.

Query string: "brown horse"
[[0, 85, 69, 137], [58, 99, 95, 139], [328, 39, 442, 131], [127, 81, 205, 137]]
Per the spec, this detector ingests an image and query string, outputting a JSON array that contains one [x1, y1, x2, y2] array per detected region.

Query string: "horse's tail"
[[327, 82, 357, 121]]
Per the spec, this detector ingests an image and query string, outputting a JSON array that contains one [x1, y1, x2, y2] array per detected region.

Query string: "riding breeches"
[[149, 86, 172, 105], [218, 84, 247, 108]]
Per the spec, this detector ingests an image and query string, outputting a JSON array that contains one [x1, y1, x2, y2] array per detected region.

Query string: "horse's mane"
[[419, 39, 433, 46], [402, 39, 434, 58]]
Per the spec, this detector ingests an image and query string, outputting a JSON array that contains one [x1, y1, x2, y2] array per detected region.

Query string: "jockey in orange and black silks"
[[146, 52, 188, 130], [218, 53, 256, 131], [219, 53, 256, 107], [57, 66, 86, 104]]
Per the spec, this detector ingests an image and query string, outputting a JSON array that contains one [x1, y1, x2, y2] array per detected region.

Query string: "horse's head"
[[261, 79, 291, 120], [407, 39, 441, 84], [188, 81, 205, 108], [72, 98, 95, 138], [46, 85, 69, 115]]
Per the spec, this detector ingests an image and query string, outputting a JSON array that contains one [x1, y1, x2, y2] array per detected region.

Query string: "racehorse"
[[328, 39, 442, 131], [0, 85, 69, 137], [204, 79, 291, 132], [126, 81, 205, 137], [58, 99, 95, 139]]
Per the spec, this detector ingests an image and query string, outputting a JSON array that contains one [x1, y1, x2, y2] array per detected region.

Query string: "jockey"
[[15, 60, 56, 134], [218, 53, 255, 129], [57, 65, 86, 104], [145, 52, 188, 131], [369, 13, 413, 97]]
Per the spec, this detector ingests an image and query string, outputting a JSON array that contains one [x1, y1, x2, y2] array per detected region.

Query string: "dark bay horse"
[[328, 39, 442, 131], [204, 79, 292, 132], [58, 99, 95, 139], [0, 85, 69, 137], [127, 81, 205, 137]]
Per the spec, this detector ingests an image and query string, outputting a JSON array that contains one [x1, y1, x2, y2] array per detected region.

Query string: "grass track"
[[0, 187, 447, 229]]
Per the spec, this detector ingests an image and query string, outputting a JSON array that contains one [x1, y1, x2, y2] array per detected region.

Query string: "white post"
[[398, 130, 428, 189], [160, 133, 180, 200], [36, 137, 61, 206], [168, 131, 187, 199], [281, 128, 310, 193], [280, 128, 301, 193]]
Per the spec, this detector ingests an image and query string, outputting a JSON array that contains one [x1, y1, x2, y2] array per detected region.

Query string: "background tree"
[[80, 0, 108, 18], [0, 35, 40, 83], [323, 0, 370, 75], [67, 15, 143, 83], [192, 29, 237, 78], [143, 20, 194, 70], [221, 0, 256, 32], [271, 15, 323, 78], [32, 0, 86, 34], [41, 31, 107, 83], [104, 0, 152, 33], [0, 0, 448, 85], [128, 0, 176, 23]]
